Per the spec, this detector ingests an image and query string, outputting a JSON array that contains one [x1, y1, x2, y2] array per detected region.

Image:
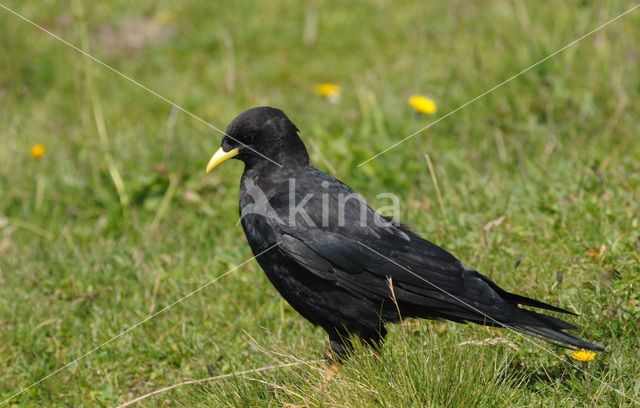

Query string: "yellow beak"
[[206, 147, 239, 173]]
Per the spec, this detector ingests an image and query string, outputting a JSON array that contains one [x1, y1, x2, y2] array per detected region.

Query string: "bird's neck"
[[242, 159, 307, 181], [243, 149, 309, 173]]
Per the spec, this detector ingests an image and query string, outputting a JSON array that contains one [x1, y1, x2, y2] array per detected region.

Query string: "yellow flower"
[[30, 144, 46, 159], [314, 83, 341, 101], [408, 95, 437, 114], [571, 349, 596, 362]]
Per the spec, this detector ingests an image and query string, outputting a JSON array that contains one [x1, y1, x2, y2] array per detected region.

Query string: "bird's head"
[[206, 107, 309, 173]]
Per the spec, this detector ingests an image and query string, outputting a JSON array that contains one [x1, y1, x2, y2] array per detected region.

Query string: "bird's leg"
[[361, 326, 387, 364], [322, 349, 344, 383], [321, 333, 351, 382], [323, 363, 341, 382], [324, 330, 352, 362]]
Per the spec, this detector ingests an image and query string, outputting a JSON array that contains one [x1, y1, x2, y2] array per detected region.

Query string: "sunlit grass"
[[1, 0, 639, 406]]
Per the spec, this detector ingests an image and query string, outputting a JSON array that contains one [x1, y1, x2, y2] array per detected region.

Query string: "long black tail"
[[460, 306, 604, 351], [512, 308, 604, 351], [458, 309, 604, 351], [475, 276, 604, 351]]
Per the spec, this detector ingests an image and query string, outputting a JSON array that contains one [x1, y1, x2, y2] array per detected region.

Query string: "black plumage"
[[206, 106, 603, 360]]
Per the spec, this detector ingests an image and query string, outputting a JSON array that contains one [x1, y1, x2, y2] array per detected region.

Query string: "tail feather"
[[514, 324, 604, 351], [506, 307, 603, 351], [475, 277, 603, 350], [519, 308, 578, 331], [439, 298, 604, 351], [512, 301, 603, 351], [478, 275, 577, 315]]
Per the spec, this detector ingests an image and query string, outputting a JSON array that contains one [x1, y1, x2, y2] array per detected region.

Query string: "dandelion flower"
[[314, 83, 341, 103], [571, 349, 596, 362], [30, 144, 46, 159], [409, 95, 437, 114]]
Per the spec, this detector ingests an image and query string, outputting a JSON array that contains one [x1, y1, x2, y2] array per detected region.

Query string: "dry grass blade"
[[424, 153, 448, 228], [458, 337, 519, 350], [114, 360, 322, 408], [387, 277, 405, 335], [73, 0, 129, 209], [149, 173, 180, 232]]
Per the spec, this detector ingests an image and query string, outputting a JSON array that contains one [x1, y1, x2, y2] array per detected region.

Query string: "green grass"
[[1, 0, 640, 406]]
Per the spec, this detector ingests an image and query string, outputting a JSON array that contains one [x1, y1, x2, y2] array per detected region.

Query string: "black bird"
[[206, 106, 603, 362]]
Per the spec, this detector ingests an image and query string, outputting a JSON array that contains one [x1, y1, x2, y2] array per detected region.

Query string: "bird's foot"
[[323, 363, 341, 383]]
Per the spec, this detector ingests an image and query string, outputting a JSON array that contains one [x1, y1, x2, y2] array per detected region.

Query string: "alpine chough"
[[206, 106, 604, 361]]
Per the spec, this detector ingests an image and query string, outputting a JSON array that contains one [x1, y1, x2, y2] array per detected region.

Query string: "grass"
[[1, 0, 639, 406]]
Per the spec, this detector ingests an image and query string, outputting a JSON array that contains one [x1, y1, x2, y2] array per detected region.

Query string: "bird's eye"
[[221, 138, 237, 151]]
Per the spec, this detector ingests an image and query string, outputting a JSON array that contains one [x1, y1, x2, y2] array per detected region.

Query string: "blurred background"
[[1, 1, 639, 406]]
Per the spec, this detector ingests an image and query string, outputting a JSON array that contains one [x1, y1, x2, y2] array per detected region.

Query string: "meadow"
[[1, 1, 639, 406]]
